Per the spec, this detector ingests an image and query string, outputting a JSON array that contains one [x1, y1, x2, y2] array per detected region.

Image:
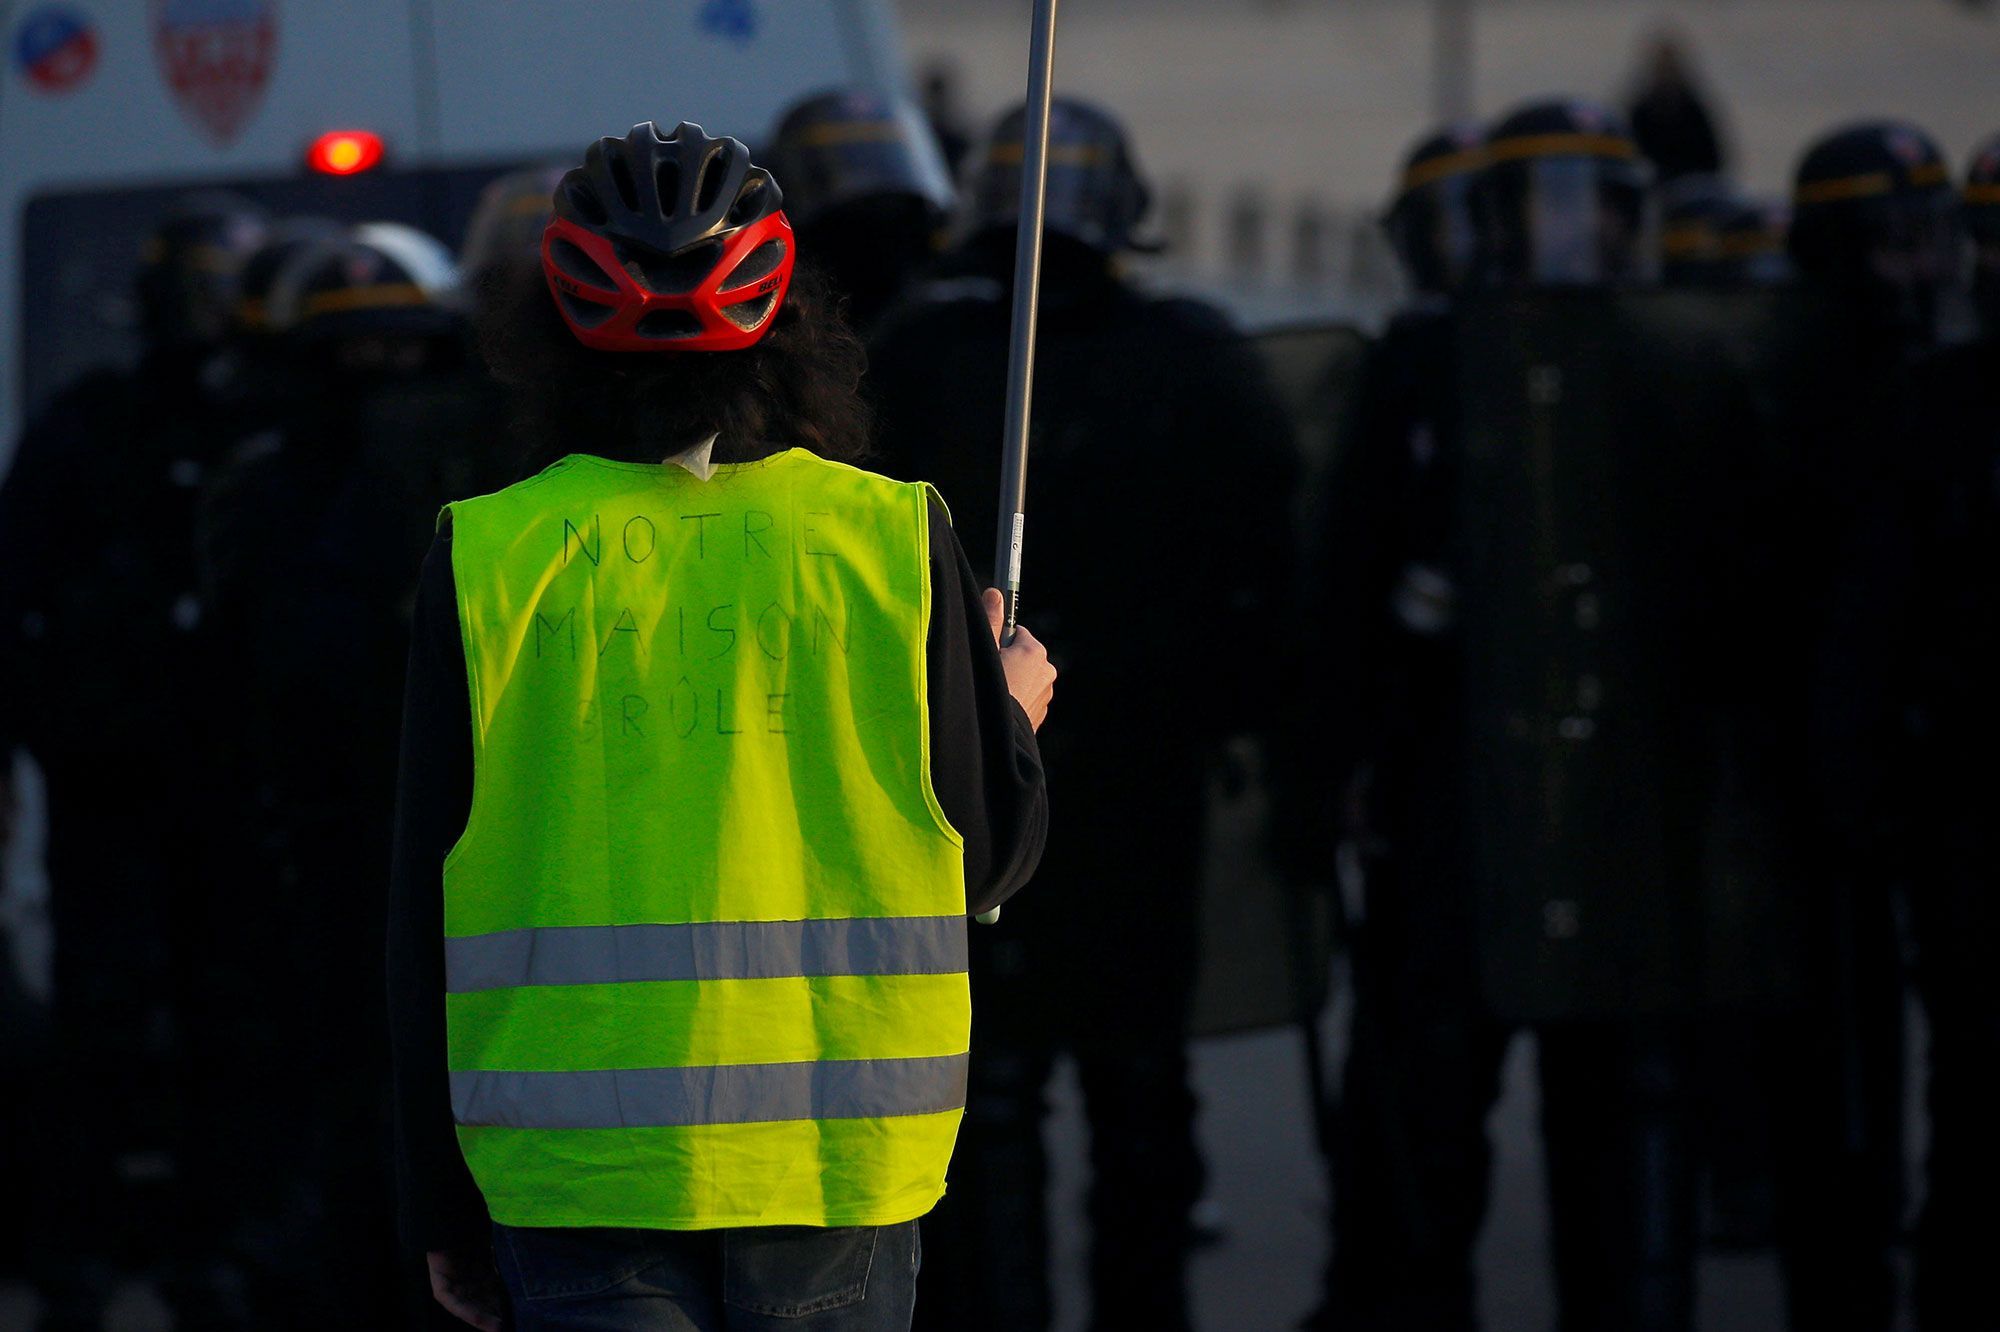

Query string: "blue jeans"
[[493, 1220, 921, 1332]]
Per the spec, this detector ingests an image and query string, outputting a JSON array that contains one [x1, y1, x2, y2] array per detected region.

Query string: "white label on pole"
[[1007, 512, 1026, 586]]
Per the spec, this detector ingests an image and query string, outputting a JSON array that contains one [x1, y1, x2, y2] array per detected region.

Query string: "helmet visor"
[[1489, 157, 1652, 287], [783, 109, 953, 223], [1389, 175, 1481, 294], [968, 139, 1141, 252], [1865, 189, 1961, 286]]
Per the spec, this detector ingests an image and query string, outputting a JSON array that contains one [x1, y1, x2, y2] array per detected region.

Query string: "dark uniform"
[[0, 194, 268, 1330], [1651, 173, 1803, 1255], [195, 221, 501, 1330], [765, 89, 955, 335], [870, 100, 1297, 1332], [1307, 103, 1753, 1332], [1755, 122, 1966, 1332], [1895, 136, 2000, 1332], [1287, 127, 1482, 1332]]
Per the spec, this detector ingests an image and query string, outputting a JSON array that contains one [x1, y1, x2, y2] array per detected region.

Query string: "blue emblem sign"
[[14, 5, 100, 94], [699, 0, 758, 45]]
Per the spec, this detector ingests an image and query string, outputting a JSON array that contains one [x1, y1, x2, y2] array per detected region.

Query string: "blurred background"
[[3, 1, 1997, 1329]]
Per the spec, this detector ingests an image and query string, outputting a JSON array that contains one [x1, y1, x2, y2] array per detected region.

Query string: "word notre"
[[528, 507, 863, 745], [560, 508, 843, 568]]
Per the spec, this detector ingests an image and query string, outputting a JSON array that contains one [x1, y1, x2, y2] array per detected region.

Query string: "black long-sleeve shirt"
[[386, 488, 1046, 1251]]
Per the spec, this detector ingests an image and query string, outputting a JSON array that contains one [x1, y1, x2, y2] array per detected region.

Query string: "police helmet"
[[958, 98, 1152, 254], [272, 222, 465, 343], [136, 192, 270, 350], [1714, 198, 1794, 288], [233, 218, 343, 337], [543, 121, 795, 353], [1789, 121, 1959, 344], [460, 165, 568, 281], [1965, 135, 2000, 334], [1384, 123, 1487, 296], [1480, 99, 1654, 288], [1657, 174, 1735, 286], [766, 89, 954, 230]]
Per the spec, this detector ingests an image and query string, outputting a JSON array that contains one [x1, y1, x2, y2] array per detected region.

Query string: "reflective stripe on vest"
[[443, 450, 968, 1231], [451, 1053, 971, 1129], [445, 915, 970, 992]]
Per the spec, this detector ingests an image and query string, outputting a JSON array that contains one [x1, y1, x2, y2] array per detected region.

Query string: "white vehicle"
[[0, 0, 912, 455]]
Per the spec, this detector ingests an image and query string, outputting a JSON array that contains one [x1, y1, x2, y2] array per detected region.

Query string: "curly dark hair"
[[477, 257, 875, 478]]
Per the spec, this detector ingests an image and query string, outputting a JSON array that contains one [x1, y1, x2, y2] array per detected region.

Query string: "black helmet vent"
[[728, 178, 770, 227], [655, 161, 683, 218], [622, 238, 724, 294], [607, 149, 641, 213], [723, 240, 787, 291], [549, 237, 610, 287], [720, 291, 779, 331], [636, 308, 704, 339], [564, 179, 608, 227], [696, 148, 728, 214], [555, 288, 615, 329]]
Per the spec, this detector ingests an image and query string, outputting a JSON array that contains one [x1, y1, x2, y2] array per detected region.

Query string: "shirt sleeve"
[[923, 491, 1049, 916], [384, 525, 489, 1253]]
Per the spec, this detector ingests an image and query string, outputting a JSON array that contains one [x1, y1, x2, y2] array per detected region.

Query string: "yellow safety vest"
[[442, 449, 969, 1230]]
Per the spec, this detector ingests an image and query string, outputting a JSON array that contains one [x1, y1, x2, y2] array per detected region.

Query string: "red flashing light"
[[308, 130, 385, 176]]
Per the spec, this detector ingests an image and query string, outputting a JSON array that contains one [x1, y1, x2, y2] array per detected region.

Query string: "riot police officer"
[[458, 164, 568, 301], [1790, 121, 1960, 359], [216, 217, 346, 420], [455, 166, 570, 495], [0, 191, 268, 1331], [1308, 100, 1734, 1332], [765, 88, 955, 333], [1896, 136, 2000, 1332], [462, 165, 566, 272], [1753, 122, 1967, 1330], [196, 220, 477, 1330], [1382, 122, 1487, 303], [1293, 121, 1486, 1331], [869, 99, 1298, 1332]]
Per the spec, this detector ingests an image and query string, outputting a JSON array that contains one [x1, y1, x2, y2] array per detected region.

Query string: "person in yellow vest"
[[386, 122, 1054, 1332]]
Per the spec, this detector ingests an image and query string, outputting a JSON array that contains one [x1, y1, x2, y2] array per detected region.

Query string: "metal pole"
[[979, 0, 1060, 927], [992, 0, 1061, 648]]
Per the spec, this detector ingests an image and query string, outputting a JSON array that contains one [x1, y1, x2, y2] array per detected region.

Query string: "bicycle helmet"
[[541, 121, 795, 352]]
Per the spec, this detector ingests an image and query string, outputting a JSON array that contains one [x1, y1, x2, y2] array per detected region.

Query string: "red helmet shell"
[[541, 207, 795, 353]]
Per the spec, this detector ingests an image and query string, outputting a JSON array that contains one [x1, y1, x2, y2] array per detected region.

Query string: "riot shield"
[[1189, 738, 1339, 1039], [1453, 287, 1814, 1023], [1185, 322, 1367, 1041], [1252, 321, 1373, 479]]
